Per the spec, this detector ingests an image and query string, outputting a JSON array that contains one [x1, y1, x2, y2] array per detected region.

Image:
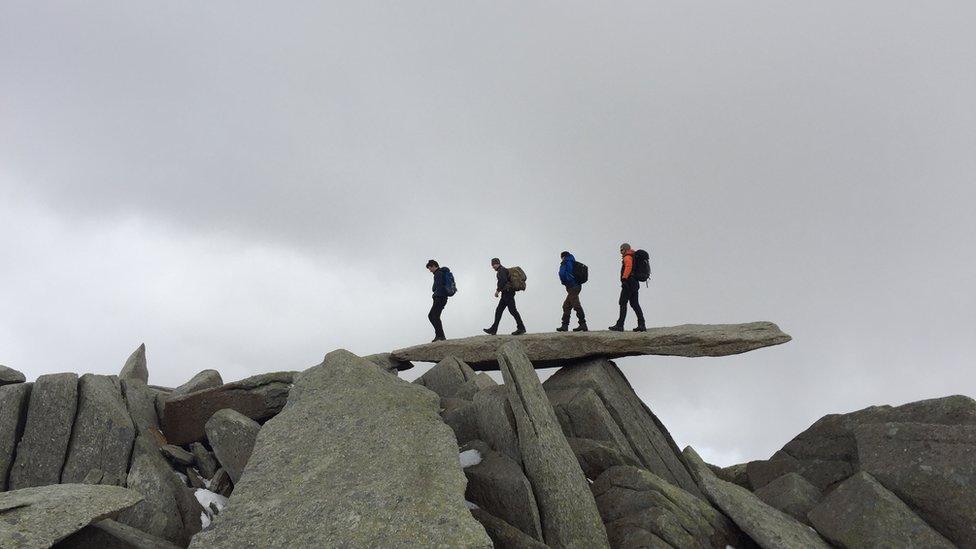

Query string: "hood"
[[562, 254, 575, 263]]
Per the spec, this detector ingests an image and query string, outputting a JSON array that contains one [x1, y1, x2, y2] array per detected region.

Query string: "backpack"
[[442, 269, 457, 296], [572, 261, 589, 284], [633, 250, 651, 282], [507, 266, 527, 291]]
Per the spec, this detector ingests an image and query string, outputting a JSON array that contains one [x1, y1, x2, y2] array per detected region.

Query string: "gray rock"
[[117, 436, 187, 544], [364, 352, 415, 373], [548, 386, 639, 466], [414, 356, 477, 398], [120, 378, 160, 443], [592, 465, 743, 549], [186, 467, 207, 489], [567, 437, 640, 481], [747, 450, 802, 491], [171, 369, 224, 397], [160, 444, 195, 467], [81, 469, 104, 485], [753, 472, 822, 525], [190, 442, 218, 479], [161, 371, 295, 445], [0, 484, 143, 548], [392, 321, 792, 370], [173, 485, 204, 541], [208, 468, 233, 497], [119, 343, 149, 384], [474, 385, 521, 464], [204, 408, 261, 484], [497, 341, 609, 548], [0, 364, 26, 386], [9, 373, 79, 489], [543, 358, 703, 499], [808, 471, 955, 549], [715, 462, 751, 489], [470, 509, 549, 549], [443, 399, 481, 446], [189, 349, 491, 548], [62, 374, 136, 484], [0, 382, 31, 491], [461, 440, 543, 541], [683, 446, 830, 549], [854, 421, 976, 547], [53, 518, 183, 549], [455, 372, 498, 401]]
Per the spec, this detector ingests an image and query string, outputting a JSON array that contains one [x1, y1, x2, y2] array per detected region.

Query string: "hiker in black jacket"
[[427, 259, 452, 341], [483, 258, 526, 336]]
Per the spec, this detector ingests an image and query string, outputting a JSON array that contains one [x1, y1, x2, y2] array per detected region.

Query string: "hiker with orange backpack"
[[609, 243, 649, 332]]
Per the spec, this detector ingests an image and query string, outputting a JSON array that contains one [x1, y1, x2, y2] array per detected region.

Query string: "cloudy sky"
[[2, 2, 974, 466]]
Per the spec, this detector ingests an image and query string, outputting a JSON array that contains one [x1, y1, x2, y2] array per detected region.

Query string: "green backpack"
[[507, 266, 527, 291]]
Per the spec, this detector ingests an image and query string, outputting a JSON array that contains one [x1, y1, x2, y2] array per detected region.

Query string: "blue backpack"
[[443, 269, 457, 296]]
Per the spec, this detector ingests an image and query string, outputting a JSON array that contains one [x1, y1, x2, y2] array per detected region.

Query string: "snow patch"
[[195, 488, 229, 514], [459, 449, 482, 468], [465, 500, 480, 510], [200, 512, 211, 529]]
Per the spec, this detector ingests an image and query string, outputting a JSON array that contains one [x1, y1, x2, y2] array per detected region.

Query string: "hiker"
[[484, 258, 527, 336], [556, 251, 587, 332], [427, 259, 455, 342], [609, 243, 647, 332]]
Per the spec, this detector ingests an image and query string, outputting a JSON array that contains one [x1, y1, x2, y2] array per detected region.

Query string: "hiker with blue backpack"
[[556, 251, 588, 332], [427, 259, 456, 341], [609, 243, 650, 332]]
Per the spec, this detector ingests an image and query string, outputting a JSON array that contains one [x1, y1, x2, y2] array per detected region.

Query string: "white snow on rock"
[[201, 512, 212, 529], [459, 449, 482, 468], [465, 500, 480, 510], [195, 488, 230, 514]]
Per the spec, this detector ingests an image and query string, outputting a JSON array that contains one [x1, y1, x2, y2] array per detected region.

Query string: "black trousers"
[[429, 296, 447, 338], [561, 285, 585, 324], [617, 279, 645, 326], [491, 291, 525, 330]]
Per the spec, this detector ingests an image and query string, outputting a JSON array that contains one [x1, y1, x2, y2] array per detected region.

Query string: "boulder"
[[683, 446, 831, 549], [171, 369, 224, 397], [0, 364, 26, 386], [592, 465, 742, 549], [8, 373, 79, 489], [120, 379, 160, 442], [543, 358, 702, 499], [188, 350, 491, 548], [414, 356, 477, 398], [161, 371, 295, 445], [190, 442, 218, 479], [746, 450, 802, 491], [204, 408, 261, 484], [117, 436, 187, 544], [62, 374, 136, 484], [473, 385, 521, 464], [53, 518, 182, 549], [442, 400, 481, 446], [0, 382, 31, 491], [714, 462, 750, 489], [497, 341, 609, 548], [454, 373, 498, 401], [0, 484, 143, 547], [208, 468, 233, 498], [753, 472, 822, 525], [364, 352, 415, 373], [548, 386, 638, 466], [567, 437, 640, 480], [470, 509, 549, 549], [119, 343, 149, 384], [160, 444, 195, 467], [807, 471, 955, 549], [392, 322, 792, 370], [461, 440, 543, 541], [854, 421, 976, 547]]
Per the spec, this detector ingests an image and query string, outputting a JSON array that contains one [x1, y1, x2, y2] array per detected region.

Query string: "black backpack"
[[572, 261, 589, 284], [633, 250, 651, 282]]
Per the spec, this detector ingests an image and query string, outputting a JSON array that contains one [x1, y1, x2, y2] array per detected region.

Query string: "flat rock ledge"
[[392, 321, 791, 370]]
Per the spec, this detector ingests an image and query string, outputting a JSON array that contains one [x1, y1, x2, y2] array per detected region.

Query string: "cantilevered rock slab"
[[0, 484, 143, 548], [189, 350, 491, 548], [392, 321, 791, 370]]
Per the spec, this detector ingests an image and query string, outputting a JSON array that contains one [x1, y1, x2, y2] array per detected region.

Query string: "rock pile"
[[0, 323, 973, 549]]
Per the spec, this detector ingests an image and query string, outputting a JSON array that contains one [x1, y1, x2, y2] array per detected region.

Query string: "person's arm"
[[622, 255, 633, 280], [496, 268, 509, 292]]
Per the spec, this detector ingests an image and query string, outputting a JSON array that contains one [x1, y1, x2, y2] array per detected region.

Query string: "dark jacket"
[[495, 266, 511, 292], [559, 254, 578, 287], [432, 267, 452, 298]]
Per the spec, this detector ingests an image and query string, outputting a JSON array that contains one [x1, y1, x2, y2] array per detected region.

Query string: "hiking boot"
[[432, 335, 447, 342], [608, 324, 624, 332], [556, 323, 569, 332], [632, 325, 647, 332], [483, 328, 497, 336], [573, 322, 588, 332], [511, 328, 526, 336]]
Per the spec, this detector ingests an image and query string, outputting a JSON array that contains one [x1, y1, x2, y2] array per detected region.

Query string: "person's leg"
[[490, 298, 506, 331], [611, 285, 628, 329], [507, 292, 526, 332], [570, 286, 585, 323], [429, 297, 446, 339], [559, 289, 572, 329], [629, 283, 645, 329]]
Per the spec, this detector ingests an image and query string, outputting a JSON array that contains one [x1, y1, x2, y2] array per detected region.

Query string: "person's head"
[[490, 257, 501, 271], [426, 259, 439, 273], [560, 251, 570, 260], [620, 243, 631, 255]]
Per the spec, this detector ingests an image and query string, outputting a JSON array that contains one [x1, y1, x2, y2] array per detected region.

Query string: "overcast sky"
[[2, 1, 975, 466]]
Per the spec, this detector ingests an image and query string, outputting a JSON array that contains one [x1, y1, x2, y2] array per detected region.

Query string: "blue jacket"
[[432, 267, 452, 298], [558, 255, 578, 287]]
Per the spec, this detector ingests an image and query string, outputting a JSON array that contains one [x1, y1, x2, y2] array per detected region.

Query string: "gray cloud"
[[2, 1, 975, 465]]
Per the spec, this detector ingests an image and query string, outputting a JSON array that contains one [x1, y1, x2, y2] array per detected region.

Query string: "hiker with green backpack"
[[556, 251, 588, 332], [484, 258, 527, 336], [609, 243, 650, 332]]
